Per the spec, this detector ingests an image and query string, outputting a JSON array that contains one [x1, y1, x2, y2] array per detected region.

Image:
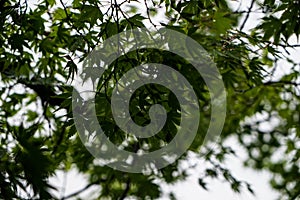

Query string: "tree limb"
[[264, 81, 300, 86], [240, 0, 255, 31], [61, 180, 103, 200], [118, 178, 131, 200]]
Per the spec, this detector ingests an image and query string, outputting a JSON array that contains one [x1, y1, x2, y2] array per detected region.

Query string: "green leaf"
[[27, 110, 38, 122], [53, 8, 67, 20], [213, 11, 232, 35], [198, 179, 208, 190]]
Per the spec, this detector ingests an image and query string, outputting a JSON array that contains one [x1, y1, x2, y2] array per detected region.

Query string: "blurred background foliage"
[[0, 0, 300, 199]]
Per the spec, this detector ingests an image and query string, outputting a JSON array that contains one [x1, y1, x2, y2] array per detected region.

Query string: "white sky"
[[159, 137, 279, 200]]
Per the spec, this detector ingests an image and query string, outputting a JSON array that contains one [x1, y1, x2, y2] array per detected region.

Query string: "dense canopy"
[[0, 0, 300, 199]]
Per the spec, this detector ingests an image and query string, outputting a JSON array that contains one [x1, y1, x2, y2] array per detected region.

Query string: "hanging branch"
[[119, 178, 131, 200], [240, 0, 255, 31], [61, 180, 104, 200]]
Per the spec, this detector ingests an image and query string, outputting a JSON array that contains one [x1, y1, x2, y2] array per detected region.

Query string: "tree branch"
[[240, 0, 255, 31], [61, 180, 103, 200], [118, 178, 131, 200], [264, 81, 300, 87]]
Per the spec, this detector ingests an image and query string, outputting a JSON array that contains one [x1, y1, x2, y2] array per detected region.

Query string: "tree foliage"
[[0, 0, 300, 199]]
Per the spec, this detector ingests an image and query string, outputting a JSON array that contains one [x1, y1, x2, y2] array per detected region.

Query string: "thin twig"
[[264, 81, 300, 86], [240, 0, 255, 31], [144, 0, 157, 27], [61, 180, 103, 200], [119, 178, 131, 200]]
